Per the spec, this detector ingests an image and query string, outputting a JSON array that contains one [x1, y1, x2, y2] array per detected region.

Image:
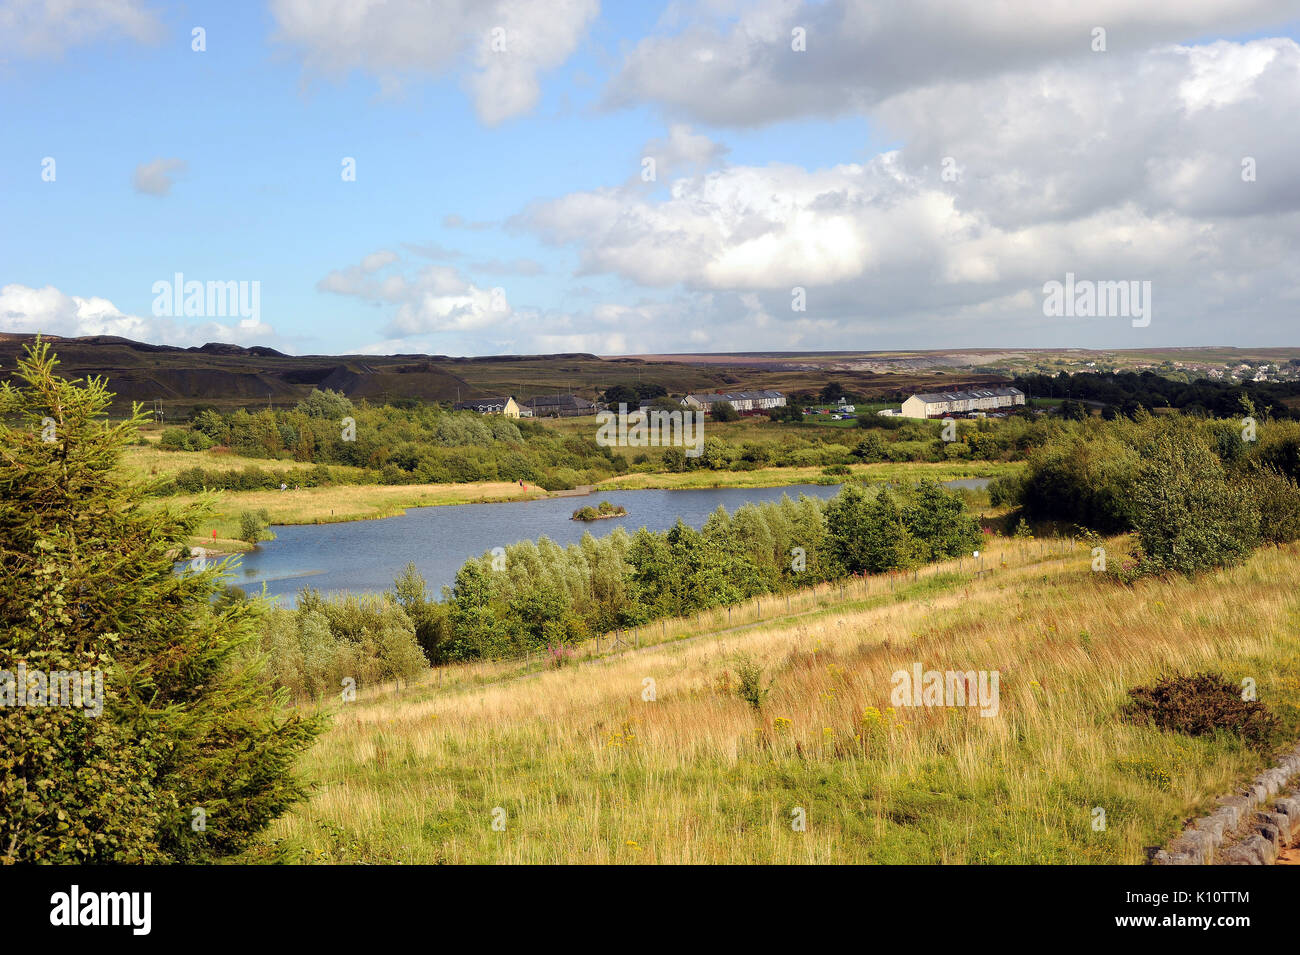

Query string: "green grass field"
[[258, 536, 1300, 864]]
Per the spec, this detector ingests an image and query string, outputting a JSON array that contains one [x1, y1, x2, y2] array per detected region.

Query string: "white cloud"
[[0, 284, 280, 347], [318, 252, 513, 336], [270, 0, 598, 125], [637, 124, 728, 181], [0, 0, 162, 57], [520, 38, 1300, 348], [132, 158, 187, 196], [604, 0, 1299, 126]]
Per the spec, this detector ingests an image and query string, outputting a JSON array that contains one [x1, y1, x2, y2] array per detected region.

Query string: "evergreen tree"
[[0, 342, 322, 863]]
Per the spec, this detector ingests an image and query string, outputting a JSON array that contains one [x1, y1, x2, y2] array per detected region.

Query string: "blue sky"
[[2, 1, 1298, 355]]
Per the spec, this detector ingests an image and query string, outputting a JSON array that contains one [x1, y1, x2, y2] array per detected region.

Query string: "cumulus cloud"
[[637, 124, 728, 182], [0, 0, 162, 57], [270, 0, 598, 125], [132, 158, 187, 196], [0, 283, 280, 347], [520, 38, 1300, 348], [604, 0, 1299, 126], [318, 251, 513, 336]]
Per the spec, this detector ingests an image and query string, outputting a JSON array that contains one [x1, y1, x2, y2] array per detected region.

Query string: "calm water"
[[217, 478, 988, 605]]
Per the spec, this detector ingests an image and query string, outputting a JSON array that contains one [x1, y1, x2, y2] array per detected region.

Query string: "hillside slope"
[[263, 537, 1300, 864]]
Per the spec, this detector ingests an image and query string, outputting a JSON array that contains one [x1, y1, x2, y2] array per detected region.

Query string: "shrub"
[[159, 427, 214, 452], [1244, 466, 1300, 544], [239, 509, 270, 546], [1123, 673, 1280, 747], [987, 471, 1026, 508], [712, 401, 740, 422], [1131, 431, 1259, 576], [735, 656, 769, 711]]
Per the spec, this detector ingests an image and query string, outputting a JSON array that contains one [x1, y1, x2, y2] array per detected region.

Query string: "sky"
[[1, 0, 1298, 357]]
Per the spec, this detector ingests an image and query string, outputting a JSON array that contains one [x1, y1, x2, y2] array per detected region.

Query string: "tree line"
[[388, 481, 983, 664]]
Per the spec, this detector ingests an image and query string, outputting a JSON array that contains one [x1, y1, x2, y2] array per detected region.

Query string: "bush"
[[987, 471, 1026, 508], [159, 427, 214, 452], [735, 656, 769, 711], [1131, 431, 1259, 576], [1123, 673, 1280, 747], [712, 401, 740, 422], [1019, 432, 1141, 533], [252, 590, 428, 699], [1244, 466, 1300, 544], [239, 509, 270, 546]]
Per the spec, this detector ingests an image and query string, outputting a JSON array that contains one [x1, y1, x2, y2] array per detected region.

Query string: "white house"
[[681, 390, 786, 413], [901, 387, 1024, 419], [453, 396, 520, 417]]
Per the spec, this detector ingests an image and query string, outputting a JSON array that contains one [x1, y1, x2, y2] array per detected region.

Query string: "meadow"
[[260, 536, 1300, 864]]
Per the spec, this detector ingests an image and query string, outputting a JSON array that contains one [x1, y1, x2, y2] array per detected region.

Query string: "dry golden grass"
[[262, 537, 1300, 864], [160, 481, 547, 543], [597, 460, 1015, 491]]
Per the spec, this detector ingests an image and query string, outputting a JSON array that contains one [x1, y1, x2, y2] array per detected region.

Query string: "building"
[[901, 387, 1025, 419], [681, 390, 786, 413], [453, 396, 520, 417], [522, 394, 598, 417]]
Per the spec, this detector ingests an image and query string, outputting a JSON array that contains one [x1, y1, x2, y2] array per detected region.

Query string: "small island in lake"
[[572, 500, 628, 521]]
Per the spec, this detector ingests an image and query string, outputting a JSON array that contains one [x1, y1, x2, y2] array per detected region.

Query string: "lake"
[[217, 478, 988, 605]]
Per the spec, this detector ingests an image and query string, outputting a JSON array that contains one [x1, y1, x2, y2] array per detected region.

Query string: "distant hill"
[[8, 333, 1287, 417], [0, 333, 992, 415]]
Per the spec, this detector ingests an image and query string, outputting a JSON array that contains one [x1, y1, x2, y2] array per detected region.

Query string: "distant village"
[[452, 385, 1027, 421], [994, 356, 1300, 385]]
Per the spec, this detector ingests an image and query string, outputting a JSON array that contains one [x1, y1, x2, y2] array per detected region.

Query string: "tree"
[[0, 341, 321, 863], [602, 384, 638, 407], [239, 509, 269, 546], [819, 381, 847, 403], [1132, 430, 1259, 576], [711, 401, 740, 422], [294, 388, 354, 420], [852, 432, 886, 462]]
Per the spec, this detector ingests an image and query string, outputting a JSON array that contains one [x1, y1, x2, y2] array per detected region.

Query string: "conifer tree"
[[0, 342, 322, 863]]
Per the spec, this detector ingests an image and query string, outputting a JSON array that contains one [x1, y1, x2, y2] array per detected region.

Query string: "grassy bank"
[[596, 459, 1017, 491], [261, 537, 1300, 864], [163, 482, 547, 544]]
